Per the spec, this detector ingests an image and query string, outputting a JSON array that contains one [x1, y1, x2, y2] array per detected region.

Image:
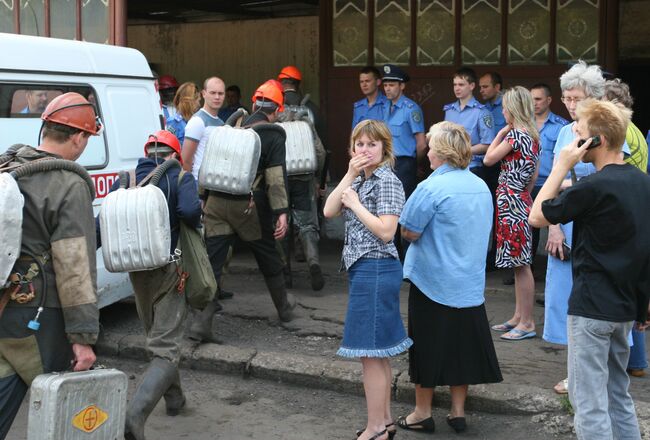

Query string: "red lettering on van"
[[91, 173, 118, 199]]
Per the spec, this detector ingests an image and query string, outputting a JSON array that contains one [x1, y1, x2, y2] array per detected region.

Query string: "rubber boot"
[[124, 358, 177, 440], [163, 368, 185, 416], [302, 233, 324, 291], [265, 273, 296, 322], [187, 298, 222, 343]]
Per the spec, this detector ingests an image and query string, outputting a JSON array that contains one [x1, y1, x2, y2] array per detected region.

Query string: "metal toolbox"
[[277, 120, 317, 176], [99, 185, 171, 273], [28, 369, 128, 440], [199, 125, 261, 195]]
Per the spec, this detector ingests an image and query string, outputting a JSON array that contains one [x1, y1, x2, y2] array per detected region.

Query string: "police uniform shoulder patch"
[[411, 111, 422, 123], [443, 103, 453, 111], [483, 113, 493, 129], [353, 100, 364, 108], [552, 114, 569, 125]]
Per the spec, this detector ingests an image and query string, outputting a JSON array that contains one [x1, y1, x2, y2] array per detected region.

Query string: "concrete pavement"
[[96, 239, 650, 436]]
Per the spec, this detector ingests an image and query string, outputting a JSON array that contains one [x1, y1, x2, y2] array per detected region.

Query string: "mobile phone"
[[554, 241, 572, 261], [577, 135, 601, 149]]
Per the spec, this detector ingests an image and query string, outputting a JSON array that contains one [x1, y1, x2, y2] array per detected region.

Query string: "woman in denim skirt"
[[324, 120, 412, 440]]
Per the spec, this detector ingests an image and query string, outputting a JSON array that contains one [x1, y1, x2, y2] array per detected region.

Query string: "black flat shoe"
[[396, 415, 435, 432], [357, 423, 395, 439], [446, 416, 467, 433]]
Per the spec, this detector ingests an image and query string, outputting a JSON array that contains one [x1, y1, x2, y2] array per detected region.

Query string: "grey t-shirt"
[[184, 108, 224, 179]]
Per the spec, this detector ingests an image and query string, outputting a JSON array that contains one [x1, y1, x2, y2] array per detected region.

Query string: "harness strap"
[[128, 169, 137, 188], [135, 167, 159, 188]]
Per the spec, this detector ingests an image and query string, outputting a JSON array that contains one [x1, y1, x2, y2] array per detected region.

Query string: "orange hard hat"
[[41, 92, 102, 135], [278, 65, 302, 82], [252, 79, 285, 112], [144, 130, 183, 164]]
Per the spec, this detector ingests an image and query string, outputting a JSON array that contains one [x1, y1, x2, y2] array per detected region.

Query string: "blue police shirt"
[[166, 114, 188, 145], [443, 97, 495, 168], [400, 163, 493, 308], [535, 112, 569, 187], [485, 94, 506, 132], [352, 93, 388, 128], [385, 94, 425, 158]]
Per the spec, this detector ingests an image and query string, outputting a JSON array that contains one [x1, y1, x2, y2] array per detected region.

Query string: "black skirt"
[[407, 282, 503, 387]]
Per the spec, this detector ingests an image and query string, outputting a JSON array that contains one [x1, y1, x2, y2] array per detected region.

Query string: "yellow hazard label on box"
[[72, 404, 108, 433]]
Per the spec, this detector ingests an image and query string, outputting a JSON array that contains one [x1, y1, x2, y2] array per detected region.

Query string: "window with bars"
[[0, 0, 110, 43], [332, 0, 601, 66]]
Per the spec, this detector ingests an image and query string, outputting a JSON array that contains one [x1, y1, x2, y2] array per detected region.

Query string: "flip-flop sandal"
[[500, 328, 536, 341], [553, 378, 568, 394], [491, 321, 516, 332]]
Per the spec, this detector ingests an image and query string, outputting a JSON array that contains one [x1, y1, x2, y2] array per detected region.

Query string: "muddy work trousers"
[[129, 262, 188, 365], [0, 307, 73, 439], [203, 192, 284, 282]]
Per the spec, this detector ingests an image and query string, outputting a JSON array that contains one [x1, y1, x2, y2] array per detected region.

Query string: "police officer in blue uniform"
[[530, 83, 568, 264], [382, 64, 426, 200], [444, 67, 497, 267], [480, 72, 507, 132], [352, 66, 388, 128]]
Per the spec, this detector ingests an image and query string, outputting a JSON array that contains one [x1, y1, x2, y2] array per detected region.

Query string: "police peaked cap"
[[382, 64, 410, 82]]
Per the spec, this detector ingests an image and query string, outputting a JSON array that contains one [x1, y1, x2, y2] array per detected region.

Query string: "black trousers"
[[471, 164, 500, 267], [393, 156, 419, 260]]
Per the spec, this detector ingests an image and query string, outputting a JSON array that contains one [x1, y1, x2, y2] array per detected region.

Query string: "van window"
[[0, 83, 107, 169]]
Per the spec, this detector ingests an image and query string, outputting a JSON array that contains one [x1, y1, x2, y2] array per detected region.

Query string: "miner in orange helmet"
[[0, 92, 102, 437], [188, 79, 295, 344], [94, 129, 201, 440], [276, 65, 328, 292]]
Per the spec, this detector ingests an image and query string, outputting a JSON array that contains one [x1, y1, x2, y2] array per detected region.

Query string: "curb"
[[96, 333, 565, 416]]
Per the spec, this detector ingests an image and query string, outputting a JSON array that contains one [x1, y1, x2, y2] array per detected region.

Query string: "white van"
[[0, 33, 164, 307]]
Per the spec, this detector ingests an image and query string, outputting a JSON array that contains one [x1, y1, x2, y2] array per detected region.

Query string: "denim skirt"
[[337, 257, 412, 358]]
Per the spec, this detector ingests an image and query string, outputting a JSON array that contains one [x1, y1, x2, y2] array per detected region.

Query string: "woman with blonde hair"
[[166, 82, 201, 144], [398, 121, 501, 434], [324, 120, 411, 440], [484, 86, 540, 341]]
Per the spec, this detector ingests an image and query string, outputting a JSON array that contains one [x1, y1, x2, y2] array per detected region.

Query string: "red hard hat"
[[278, 66, 302, 82], [252, 79, 285, 112], [144, 130, 183, 164], [158, 75, 179, 90], [41, 92, 102, 135]]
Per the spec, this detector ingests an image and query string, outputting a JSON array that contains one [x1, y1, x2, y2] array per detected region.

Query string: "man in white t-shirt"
[[181, 77, 226, 178]]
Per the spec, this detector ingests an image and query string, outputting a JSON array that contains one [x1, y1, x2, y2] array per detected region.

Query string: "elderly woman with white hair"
[[398, 121, 502, 435]]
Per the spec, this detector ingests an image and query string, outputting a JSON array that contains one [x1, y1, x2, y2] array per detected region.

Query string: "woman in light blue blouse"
[[544, 61, 606, 394], [324, 120, 411, 440], [398, 121, 502, 434]]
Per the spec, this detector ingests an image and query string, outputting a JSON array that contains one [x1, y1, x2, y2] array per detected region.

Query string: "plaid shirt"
[[342, 164, 405, 270]]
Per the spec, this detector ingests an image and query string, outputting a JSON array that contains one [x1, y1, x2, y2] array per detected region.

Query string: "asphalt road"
[[7, 357, 574, 440]]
